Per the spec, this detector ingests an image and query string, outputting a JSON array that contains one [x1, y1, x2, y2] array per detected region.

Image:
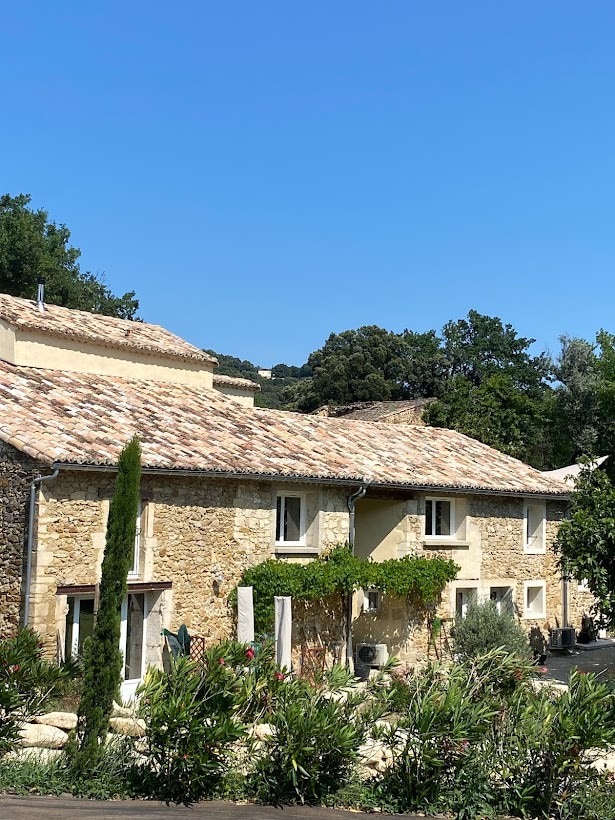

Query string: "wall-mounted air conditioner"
[[356, 643, 389, 668], [550, 627, 576, 649]]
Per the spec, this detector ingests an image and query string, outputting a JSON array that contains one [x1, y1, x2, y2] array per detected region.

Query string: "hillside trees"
[[0, 193, 138, 318]]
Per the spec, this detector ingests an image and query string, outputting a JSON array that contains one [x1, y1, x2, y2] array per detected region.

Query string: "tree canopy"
[[555, 465, 615, 628], [0, 193, 138, 319]]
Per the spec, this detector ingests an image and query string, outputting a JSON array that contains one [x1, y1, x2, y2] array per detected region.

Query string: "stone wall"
[[31, 472, 352, 662], [0, 442, 43, 638]]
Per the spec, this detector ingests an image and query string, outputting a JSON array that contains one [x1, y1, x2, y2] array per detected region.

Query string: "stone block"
[[19, 723, 68, 749], [34, 711, 78, 731]]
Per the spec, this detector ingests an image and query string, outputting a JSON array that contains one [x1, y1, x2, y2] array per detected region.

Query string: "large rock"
[[358, 739, 393, 772], [34, 711, 78, 731], [6, 747, 64, 763], [249, 723, 274, 741], [111, 701, 135, 719], [108, 717, 146, 738], [19, 723, 68, 749]]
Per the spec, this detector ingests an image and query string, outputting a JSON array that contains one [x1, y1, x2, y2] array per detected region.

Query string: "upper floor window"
[[275, 493, 305, 546], [128, 500, 142, 578], [523, 502, 546, 554], [425, 498, 455, 538]]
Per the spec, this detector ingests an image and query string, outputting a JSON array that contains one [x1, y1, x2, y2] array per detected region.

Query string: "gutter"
[[24, 468, 60, 627], [345, 483, 369, 671], [50, 462, 569, 501]]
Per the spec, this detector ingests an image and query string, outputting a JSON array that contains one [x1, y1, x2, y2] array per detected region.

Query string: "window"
[[275, 494, 305, 546], [363, 589, 381, 613], [490, 586, 514, 615], [455, 587, 477, 618], [578, 578, 590, 592], [523, 502, 545, 553], [65, 593, 146, 682], [128, 500, 142, 578], [425, 498, 454, 538], [523, 581, 546, 619]]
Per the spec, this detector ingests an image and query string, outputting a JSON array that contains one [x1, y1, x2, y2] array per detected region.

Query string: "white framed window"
[[490, 586, 514, 616], [523, 581, 546, 619], [275, 493, 306, 546], [578, 578, 591, 592], [363, 589, 381, 613], [425, 497, 455, 539], [455, 587, 477, 618], [523, 502, 546, 554], [65, 592, 147, 683], [128, 500, 142, 578]]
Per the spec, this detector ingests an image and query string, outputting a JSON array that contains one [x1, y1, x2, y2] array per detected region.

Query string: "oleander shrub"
[[249, 677, 365, 804], [0, 628, 72, 757], [452, 600, 530, 660], [136, 650, 246, 804]]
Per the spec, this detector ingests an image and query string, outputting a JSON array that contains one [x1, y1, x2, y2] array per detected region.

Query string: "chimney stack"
[[36, 277, 46, 312]]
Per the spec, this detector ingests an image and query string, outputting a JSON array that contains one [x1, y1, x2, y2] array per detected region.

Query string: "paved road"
[[0, 796, 420, 819]]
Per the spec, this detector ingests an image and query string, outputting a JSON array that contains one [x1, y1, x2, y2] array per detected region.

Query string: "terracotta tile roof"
[[213, 374, 260, 391], [0, 360, 568, 497], [323, 399, 435, 422], [0, 293, 216, 365]]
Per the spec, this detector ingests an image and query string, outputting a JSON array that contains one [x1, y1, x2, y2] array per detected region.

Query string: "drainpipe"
[[346, 483, 368, 670], [562, 574, 569, 629], [24, 468, 59, 627]]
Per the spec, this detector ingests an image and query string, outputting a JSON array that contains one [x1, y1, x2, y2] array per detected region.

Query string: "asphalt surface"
[[0, 796, 420, 819], [542, 640, 615, 685]]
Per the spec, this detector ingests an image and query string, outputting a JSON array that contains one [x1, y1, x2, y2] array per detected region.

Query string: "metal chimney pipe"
[[36, 277, 46, 312]]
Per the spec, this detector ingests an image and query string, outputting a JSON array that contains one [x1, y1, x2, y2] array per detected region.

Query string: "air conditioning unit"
[[356, 643, 389, 667], [550, 627, 576, 649]]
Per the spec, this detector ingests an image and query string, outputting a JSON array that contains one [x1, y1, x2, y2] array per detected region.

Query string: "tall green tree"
[[425, 311, 553, 467], [556, 465, 615, 628], [0, 193, 138, 318], [77, 437, 141, 762]]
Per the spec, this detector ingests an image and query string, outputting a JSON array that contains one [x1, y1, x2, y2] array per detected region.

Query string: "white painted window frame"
[[523, 580, 546, 619], [489, 585, 514, 616], [578, 578, 590, 592], [275, 492, 307, 547], [67, 593, 148, 684], [424, 496, 456, 540], [363, 589, 381, 613], [523, 501, 546, 554]]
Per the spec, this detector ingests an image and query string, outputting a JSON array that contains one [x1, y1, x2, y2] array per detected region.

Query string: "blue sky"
[[2, 2, 614, 366]]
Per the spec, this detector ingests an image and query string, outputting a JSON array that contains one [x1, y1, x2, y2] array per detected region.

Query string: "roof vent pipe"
[[36, 277, 46, 312]]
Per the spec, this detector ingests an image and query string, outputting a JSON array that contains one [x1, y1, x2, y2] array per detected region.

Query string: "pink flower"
[[218, 657, 225, 665], [245, 648, 255, 660], [275, 671, 284, 681]]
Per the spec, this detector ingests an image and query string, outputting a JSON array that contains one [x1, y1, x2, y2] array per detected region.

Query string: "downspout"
[[24, 468, 60, 627], [346, 483, 369, 669]]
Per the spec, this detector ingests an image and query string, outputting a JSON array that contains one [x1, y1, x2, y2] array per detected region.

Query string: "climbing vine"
[[235, 545, 458, 634]]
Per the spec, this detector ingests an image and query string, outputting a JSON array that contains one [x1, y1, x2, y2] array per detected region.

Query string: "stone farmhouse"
[[0, 291, 586, 695]]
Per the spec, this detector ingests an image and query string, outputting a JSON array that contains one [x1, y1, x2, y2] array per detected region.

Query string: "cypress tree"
[[77, 436, 141, 762]]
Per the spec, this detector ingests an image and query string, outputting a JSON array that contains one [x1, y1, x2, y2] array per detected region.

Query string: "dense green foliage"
[[77, 437, 142, 762], [237, 545, 459, 633], [3, 638, 615, 817], [0, 193, 138, 318], [556, 465, 615, 628], [451, 600, 531, 661], [0, 629, 73, 757]]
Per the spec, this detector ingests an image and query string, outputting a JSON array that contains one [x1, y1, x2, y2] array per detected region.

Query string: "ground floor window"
[[65, 592, 147, 682], [523, 581, 546, 619], [455, 587, 477, 618], [490, 586, 514, 616]]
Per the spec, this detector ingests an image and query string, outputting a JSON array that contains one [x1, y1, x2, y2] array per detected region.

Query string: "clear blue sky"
[[2, 2, 614, 366]]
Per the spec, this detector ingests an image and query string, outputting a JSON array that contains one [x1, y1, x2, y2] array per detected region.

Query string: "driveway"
[[542, 639, 615, 685], [0, 796, 420, 819]]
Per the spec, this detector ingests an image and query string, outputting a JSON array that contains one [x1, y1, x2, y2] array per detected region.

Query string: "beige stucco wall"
[[10, 329, 214, 388], [0, 320, 16, 365], [213, 384, 255, 407]]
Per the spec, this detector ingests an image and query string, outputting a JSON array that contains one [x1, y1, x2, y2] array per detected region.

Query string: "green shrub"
[[250, 678, 364, 804], [452, 600, 530, 660], [0, 628, 72, 757], [136, 652, 244, 804]]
